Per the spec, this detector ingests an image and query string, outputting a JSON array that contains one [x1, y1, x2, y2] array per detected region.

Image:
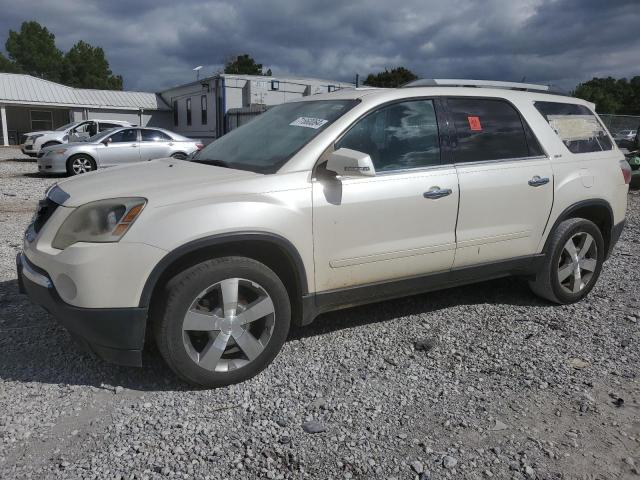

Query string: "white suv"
[[21, 119, 134, 157], [18, 80, 629, 387]]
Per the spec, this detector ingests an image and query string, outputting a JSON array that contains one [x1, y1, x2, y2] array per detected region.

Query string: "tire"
[[153, 256, 291, 387], [529, 218, 604, 304], [66, 154, 97, 175], [171, 152, 187, 160]]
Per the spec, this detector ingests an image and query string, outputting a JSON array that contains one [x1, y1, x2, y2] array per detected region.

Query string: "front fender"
[[124, 186, 314, 294]]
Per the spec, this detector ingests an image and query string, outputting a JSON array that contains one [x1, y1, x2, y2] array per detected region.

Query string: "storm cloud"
[[0, 0, 638, 92]]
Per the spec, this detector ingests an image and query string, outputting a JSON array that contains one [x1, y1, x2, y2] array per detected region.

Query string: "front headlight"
[[52, 198, 146, 250], [50, 148, 66, 155], [29, 134, 44, 141]]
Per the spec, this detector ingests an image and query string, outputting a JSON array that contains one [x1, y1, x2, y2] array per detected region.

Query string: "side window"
[[201, 95, 208, 125], [448, 98, 531, 162], [141, 129, 171, 142], [534, 101, 613, 154], [336, 99, 441, 172], [173, 100, 179, 126], [108, 129, 138, 143]]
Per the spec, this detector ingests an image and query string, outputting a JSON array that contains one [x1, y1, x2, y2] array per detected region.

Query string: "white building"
[[158, 74, 354, 143], [0, 72, 353, 146], [0, 73, 172, 146]]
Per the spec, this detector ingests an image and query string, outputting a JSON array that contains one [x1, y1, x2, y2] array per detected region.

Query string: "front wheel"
[[66, 155, 96, 175], [529, 218, 604, 304], [154, 257, 291, 387]]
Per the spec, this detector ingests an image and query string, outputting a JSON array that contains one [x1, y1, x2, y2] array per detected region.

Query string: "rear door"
[[447, 97, 553, 267], [97, 128, 141, 167], [139, 129, 173, 160]]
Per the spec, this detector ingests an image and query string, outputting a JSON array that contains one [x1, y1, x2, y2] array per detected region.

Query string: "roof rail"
[[402, 78, 554, 93]]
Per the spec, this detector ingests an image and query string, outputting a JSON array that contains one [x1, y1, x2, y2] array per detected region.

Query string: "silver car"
[[37, 127, 203, 175]]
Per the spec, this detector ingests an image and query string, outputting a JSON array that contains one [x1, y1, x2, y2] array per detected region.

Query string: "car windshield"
[[194, 99, 358, 173], [55, 122, 79, 132], [84, 129, 117, 143]]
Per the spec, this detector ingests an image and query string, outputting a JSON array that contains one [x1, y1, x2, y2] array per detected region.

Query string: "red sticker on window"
[[468, 116, 482, 131]]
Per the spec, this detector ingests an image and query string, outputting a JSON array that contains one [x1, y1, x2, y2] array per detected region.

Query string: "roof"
[[301, 84, 586, 106], [0, 73, 170, 111], [160, 73, 354, 92]]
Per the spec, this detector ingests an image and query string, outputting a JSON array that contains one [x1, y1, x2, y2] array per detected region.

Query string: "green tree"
[[363, 67, 418, 88], [62, 40, 123, 90], [224, 54, 270, 76], [574, 76, 640, 115], [5, 21, 64, 81], [0, 52, 21, 73]]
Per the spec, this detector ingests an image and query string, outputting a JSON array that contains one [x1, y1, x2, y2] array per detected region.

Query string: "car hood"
[[26, 130, 55, 137], [53, 158, 259, 207]]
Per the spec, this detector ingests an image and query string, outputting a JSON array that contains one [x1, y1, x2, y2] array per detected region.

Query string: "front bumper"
[[21, 147, 38, 158], [37, 154, 68, 174], [17, 253, 148, 367]]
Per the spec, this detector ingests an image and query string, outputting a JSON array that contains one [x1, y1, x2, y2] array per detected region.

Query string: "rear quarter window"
[[534, 101, 613, 154]]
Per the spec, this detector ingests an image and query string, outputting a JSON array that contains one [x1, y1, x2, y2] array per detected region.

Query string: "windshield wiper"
[[192, 159, 231, 168]]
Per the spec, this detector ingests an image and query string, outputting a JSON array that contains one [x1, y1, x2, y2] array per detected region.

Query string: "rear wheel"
[[529, 218, 604, 304], [154, 256, 291, 387], [171, 152, 187, 160], [66, 154, 96, 175]]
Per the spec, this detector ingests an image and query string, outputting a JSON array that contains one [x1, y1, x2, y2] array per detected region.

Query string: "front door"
[[97, 128, 141, 167], [68, 121, 96, 142], [446, 97, 554, 267], [312, 98, 459, 292]]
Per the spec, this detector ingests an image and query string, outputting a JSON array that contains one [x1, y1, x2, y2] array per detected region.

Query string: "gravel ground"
[[0, 147, 638, 480]]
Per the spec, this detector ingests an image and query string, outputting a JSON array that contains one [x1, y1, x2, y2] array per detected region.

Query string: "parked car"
[[37, 127, 203, 175], [21, 119, 134, 157], [18, 79, 628, 387], [613, 129, 637, 141]]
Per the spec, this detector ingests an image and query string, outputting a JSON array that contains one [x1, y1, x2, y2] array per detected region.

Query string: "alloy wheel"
[[181, 278, 275, 372], [72, 157, 93, 174], [557, 231, 598, 294]]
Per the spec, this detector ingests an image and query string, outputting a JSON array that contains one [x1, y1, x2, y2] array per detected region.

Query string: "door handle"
[[423, 187, 453, 199], [528, 175, 550, 187], [130, 144, 138, 147]]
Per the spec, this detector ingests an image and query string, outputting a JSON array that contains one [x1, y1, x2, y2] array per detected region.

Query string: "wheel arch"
[[140, 232, 309, 326], [543, 199, 613, 255], [41, 140, 62, 148]]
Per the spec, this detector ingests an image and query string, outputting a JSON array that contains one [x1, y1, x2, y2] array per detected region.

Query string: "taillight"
[[196, 143, 204, 150], [620, 159, 632, 184]]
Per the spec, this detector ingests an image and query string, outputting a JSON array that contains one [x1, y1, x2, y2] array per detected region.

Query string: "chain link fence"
[[600, 114, 640, 134]]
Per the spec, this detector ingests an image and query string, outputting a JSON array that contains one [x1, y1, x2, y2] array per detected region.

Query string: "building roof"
[[160, 73, 354, 93], [0, 73, 169, 111]]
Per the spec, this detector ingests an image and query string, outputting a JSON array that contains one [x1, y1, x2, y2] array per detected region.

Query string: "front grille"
[[33, 198, 59, 233]]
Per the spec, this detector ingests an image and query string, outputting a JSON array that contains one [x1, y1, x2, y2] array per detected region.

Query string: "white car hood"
[[26, 130, 55, 137], [54, 159, 259, 207]]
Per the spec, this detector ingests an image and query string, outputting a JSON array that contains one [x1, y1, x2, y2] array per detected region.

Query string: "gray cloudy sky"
[[0, 0, 638, 92]]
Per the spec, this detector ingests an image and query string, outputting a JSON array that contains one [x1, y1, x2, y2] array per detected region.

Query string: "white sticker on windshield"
[[289, 117, 328, 129]]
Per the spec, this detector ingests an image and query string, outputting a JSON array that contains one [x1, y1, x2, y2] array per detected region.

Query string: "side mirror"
[[326, 148, 376, 177]]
